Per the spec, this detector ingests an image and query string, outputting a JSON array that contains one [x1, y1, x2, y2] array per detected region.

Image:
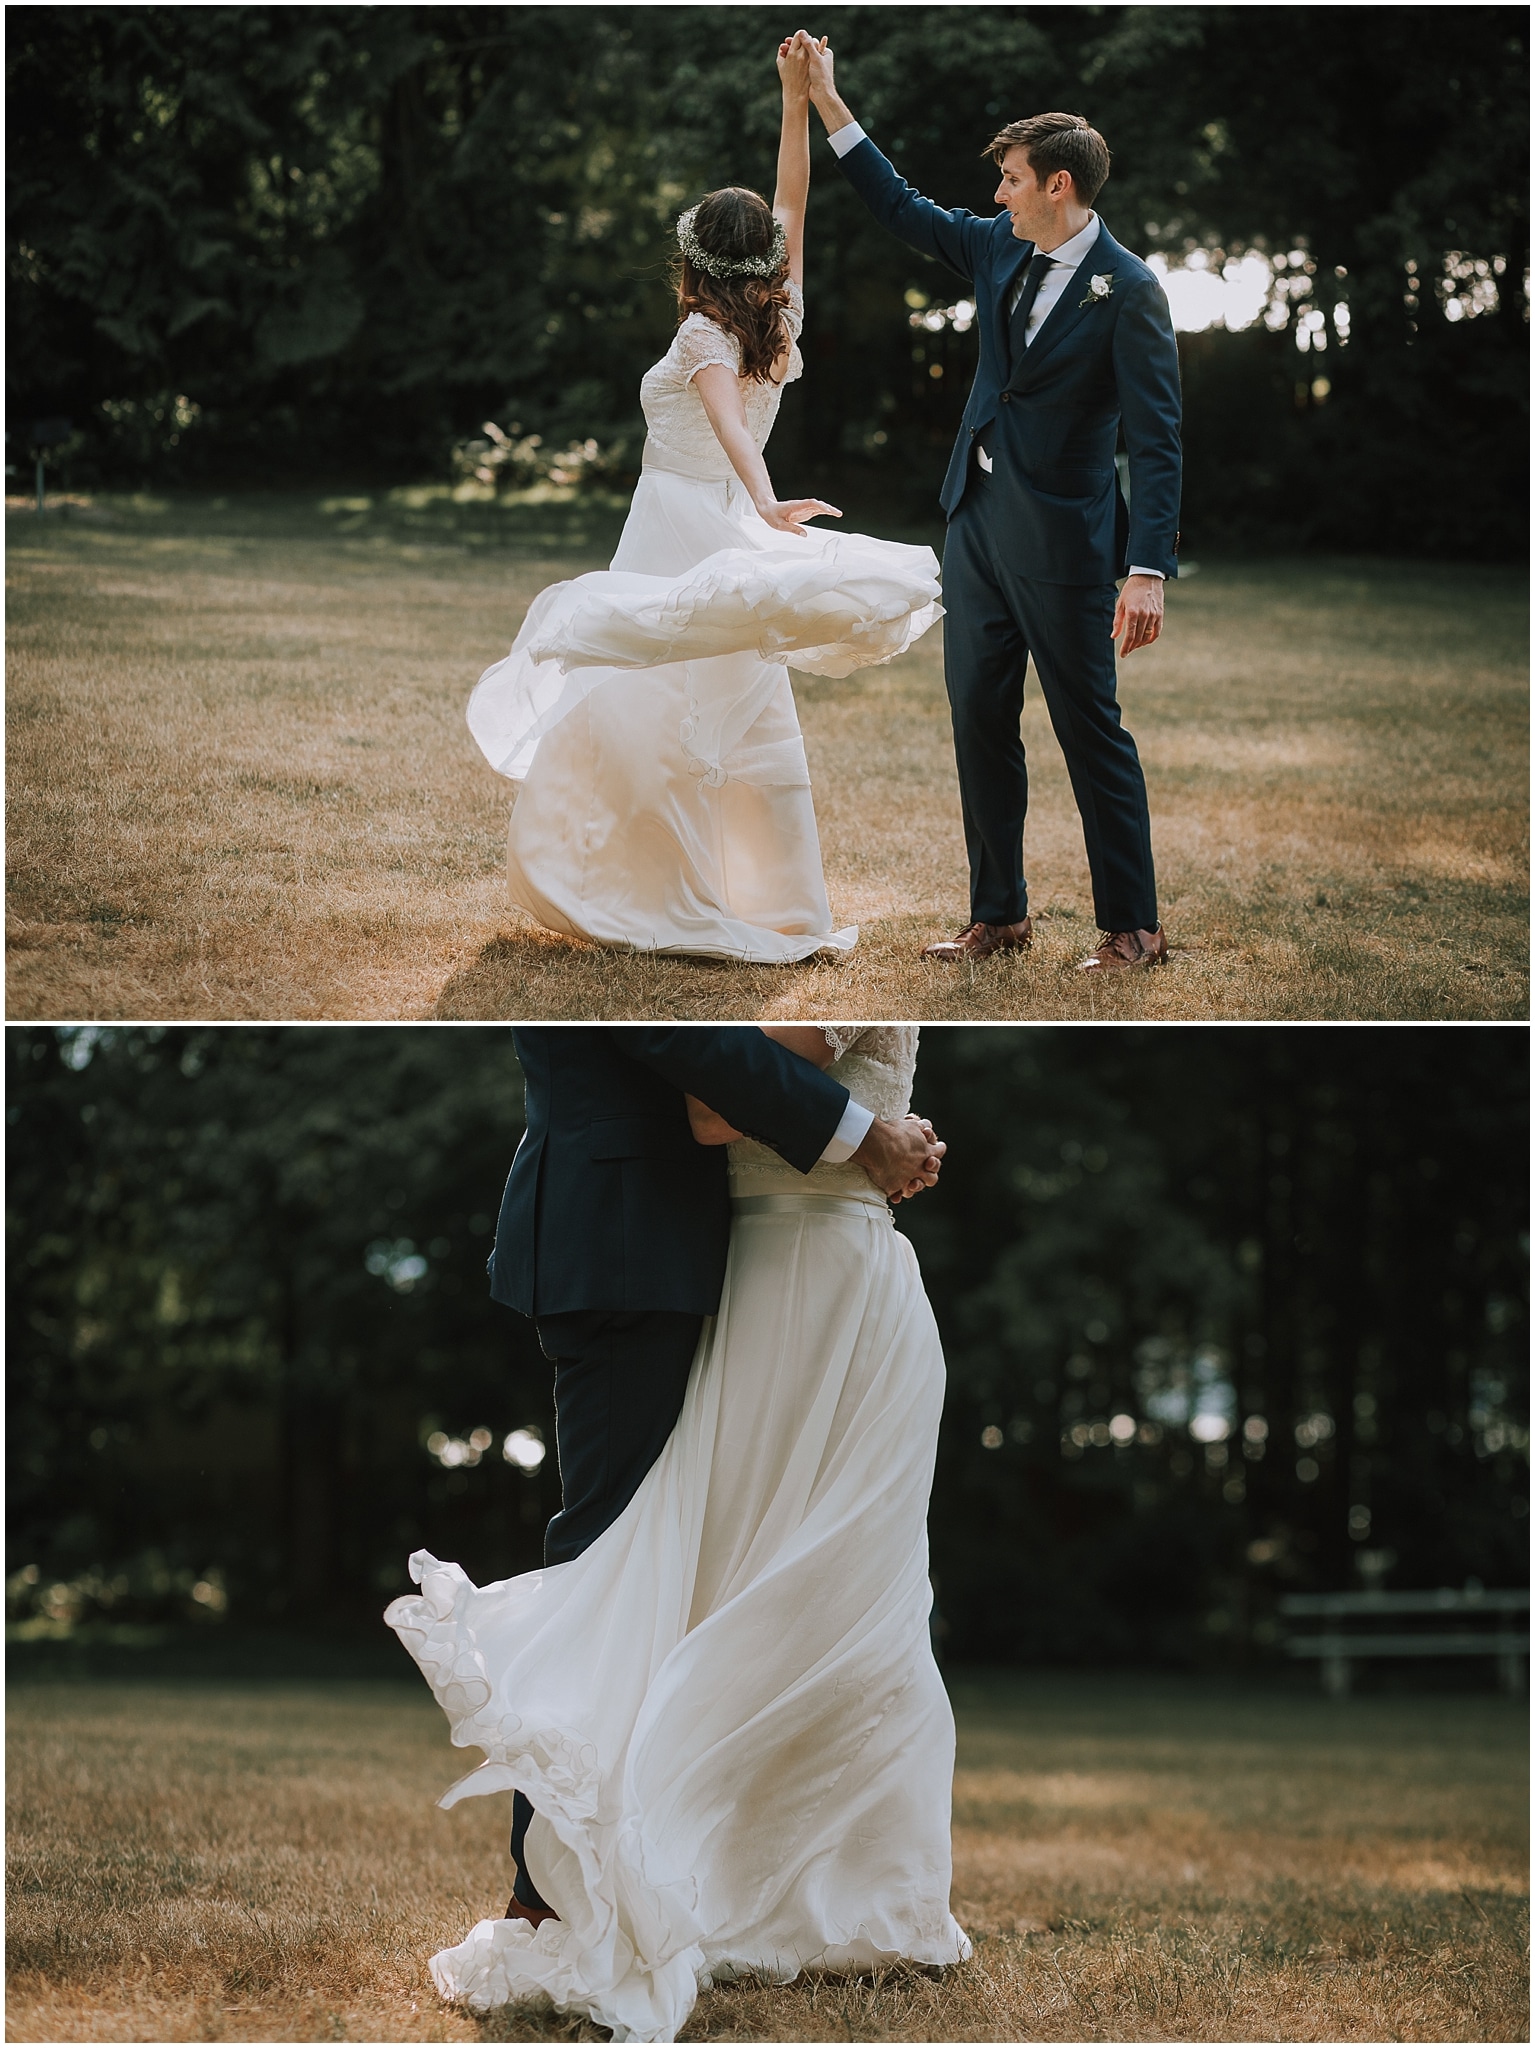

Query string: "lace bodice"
[[728, 1027, 920, 1199], [640, 280, 805, 482]]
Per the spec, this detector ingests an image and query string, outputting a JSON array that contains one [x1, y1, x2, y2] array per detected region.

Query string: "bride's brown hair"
[[674, 187, 792, 385]]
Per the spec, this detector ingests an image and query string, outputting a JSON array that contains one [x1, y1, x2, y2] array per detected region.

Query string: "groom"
[[490, 1025, 943, 1924], [802, 36, 1180, 971]]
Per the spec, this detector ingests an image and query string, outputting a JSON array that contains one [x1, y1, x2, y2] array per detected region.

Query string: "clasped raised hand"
[[788, 30, 833, 90], [776, 34, 811, 95]]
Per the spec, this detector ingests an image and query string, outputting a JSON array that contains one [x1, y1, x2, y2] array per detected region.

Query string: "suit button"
[[1000, 392, 1012, 404]]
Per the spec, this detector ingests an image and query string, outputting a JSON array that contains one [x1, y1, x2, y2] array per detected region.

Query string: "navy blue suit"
[[494, 1027, 849, 1316], [493, 1027, 850, 1912], [837, 137, 1182, 931]]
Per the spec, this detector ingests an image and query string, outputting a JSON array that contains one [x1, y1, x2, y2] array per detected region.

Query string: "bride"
[[466, 40, 942, 961], [386, 1026, 970, 2041]]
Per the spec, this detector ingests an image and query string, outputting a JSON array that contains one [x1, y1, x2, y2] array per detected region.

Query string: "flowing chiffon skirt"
[[466, 469, 942, 961], [385, 1186, 970, 2042]]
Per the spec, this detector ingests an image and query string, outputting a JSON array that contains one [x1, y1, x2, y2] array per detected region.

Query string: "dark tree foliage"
[[7, 1025, 553, 1630], [904, 1027, 1529, 1664], [8, 5, 1527, 554], [7, 1025, 1527, 1665]]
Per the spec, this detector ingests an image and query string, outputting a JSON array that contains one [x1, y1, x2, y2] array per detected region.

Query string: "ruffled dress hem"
[[386, 1548, 969, 2043]]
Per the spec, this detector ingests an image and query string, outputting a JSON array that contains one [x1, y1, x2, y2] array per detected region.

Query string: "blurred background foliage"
[[8, 4, 1528, 556], [7, 1026, 1527, 1667]]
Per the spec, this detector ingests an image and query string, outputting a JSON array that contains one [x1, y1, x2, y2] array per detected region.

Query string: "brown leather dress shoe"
[[921, 916, 1033, 964], [505, 1894, 560, 1929], [1076, 925, 1168, 972]]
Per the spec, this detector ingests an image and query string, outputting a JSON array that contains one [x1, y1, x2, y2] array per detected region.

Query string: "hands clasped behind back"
[[853, 1115, 945, 1202], [687, 1097, 945, 1203]]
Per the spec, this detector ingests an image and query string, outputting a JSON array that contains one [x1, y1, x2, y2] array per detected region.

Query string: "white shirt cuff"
[[826, 121, 867, 159], [819, 1098, 874, 1163], [1128, 565, 1165, 579]]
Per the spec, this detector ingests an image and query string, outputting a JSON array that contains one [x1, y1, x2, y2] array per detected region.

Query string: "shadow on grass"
[[432, 925, 833, 1023], [9, 499, 1527, 1022]]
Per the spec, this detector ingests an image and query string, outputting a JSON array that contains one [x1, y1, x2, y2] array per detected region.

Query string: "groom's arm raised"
[[802, 35, 988, 281]]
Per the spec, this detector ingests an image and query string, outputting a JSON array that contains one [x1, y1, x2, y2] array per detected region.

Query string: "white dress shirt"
[[1007, 209, 1102, 339], [819, 1097, 874, 1161], [827, 122, 1164, 579]]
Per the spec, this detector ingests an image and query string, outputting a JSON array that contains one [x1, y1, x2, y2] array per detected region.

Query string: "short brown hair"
[[985, 113, 1111, 208]]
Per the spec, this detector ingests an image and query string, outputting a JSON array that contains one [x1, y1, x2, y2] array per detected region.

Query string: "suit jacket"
[[837, 137, 1182, 584], [491, 1027, 853, 1317]]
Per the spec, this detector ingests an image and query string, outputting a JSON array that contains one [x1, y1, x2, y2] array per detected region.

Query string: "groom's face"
[[995, 145, 1055, 242]]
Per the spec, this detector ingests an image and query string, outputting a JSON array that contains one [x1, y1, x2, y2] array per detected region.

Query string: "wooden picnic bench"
[[1278, 1587, 1530, 1697]]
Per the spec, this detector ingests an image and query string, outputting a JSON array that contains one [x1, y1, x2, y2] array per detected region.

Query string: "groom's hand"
[[892, 1117, 945, 1203], [853, 1114, 945, 1200], [798, 32, 854, 135], [1113, 574, 1164, 657], [797, 30, 832, 87]]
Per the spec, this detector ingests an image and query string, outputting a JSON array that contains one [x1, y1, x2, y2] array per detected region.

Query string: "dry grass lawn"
[[6, 1668, 1526, 2042], [6, 491, 1527, 1021]]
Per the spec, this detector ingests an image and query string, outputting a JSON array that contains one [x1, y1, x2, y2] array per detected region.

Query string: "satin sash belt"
[[732, 1192, 891, 1218], [640, 437, 735, 485]]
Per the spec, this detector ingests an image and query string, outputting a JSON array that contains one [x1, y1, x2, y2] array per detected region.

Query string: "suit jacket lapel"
[[993, 233, 1032, 370], [1008, 221, 1112, 387]]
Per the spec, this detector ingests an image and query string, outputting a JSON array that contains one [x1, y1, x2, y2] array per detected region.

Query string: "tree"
[[8, 6, 1526, 553], [906, 1026, 1529, 1662], [8, 1025, 1527, 1664], [7, 1025, 551, 1630]]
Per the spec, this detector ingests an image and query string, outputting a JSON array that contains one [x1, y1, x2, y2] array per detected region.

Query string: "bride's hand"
[[755, 496, 842, 537], [776, 35, 811, 94]]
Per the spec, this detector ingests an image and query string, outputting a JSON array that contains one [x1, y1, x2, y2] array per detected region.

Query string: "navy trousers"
[[941, 471, 1157, 933], [509, 1307, 703, 1912]]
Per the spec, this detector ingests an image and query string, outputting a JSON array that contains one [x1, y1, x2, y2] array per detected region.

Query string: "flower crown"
[[677, 203, 788, 280]]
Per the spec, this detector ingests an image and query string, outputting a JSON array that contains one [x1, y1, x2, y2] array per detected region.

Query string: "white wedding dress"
[[385, 1027, 970, 2041], [466, 286, 942, 960]]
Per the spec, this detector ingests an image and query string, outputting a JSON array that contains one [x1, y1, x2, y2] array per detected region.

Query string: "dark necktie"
[[1008, 251, 1056, 369]]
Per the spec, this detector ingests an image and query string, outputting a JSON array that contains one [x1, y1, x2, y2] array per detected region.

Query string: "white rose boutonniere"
[[1078, 271, 1115, 309]]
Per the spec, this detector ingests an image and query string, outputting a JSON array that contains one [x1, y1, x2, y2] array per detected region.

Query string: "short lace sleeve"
[[813, 1027, 918, 1121], [865, 1027, 919, 1073], [675, 313, 741, 382], [822, 1026, 918, 1070], [782, 277, 805, 346]]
